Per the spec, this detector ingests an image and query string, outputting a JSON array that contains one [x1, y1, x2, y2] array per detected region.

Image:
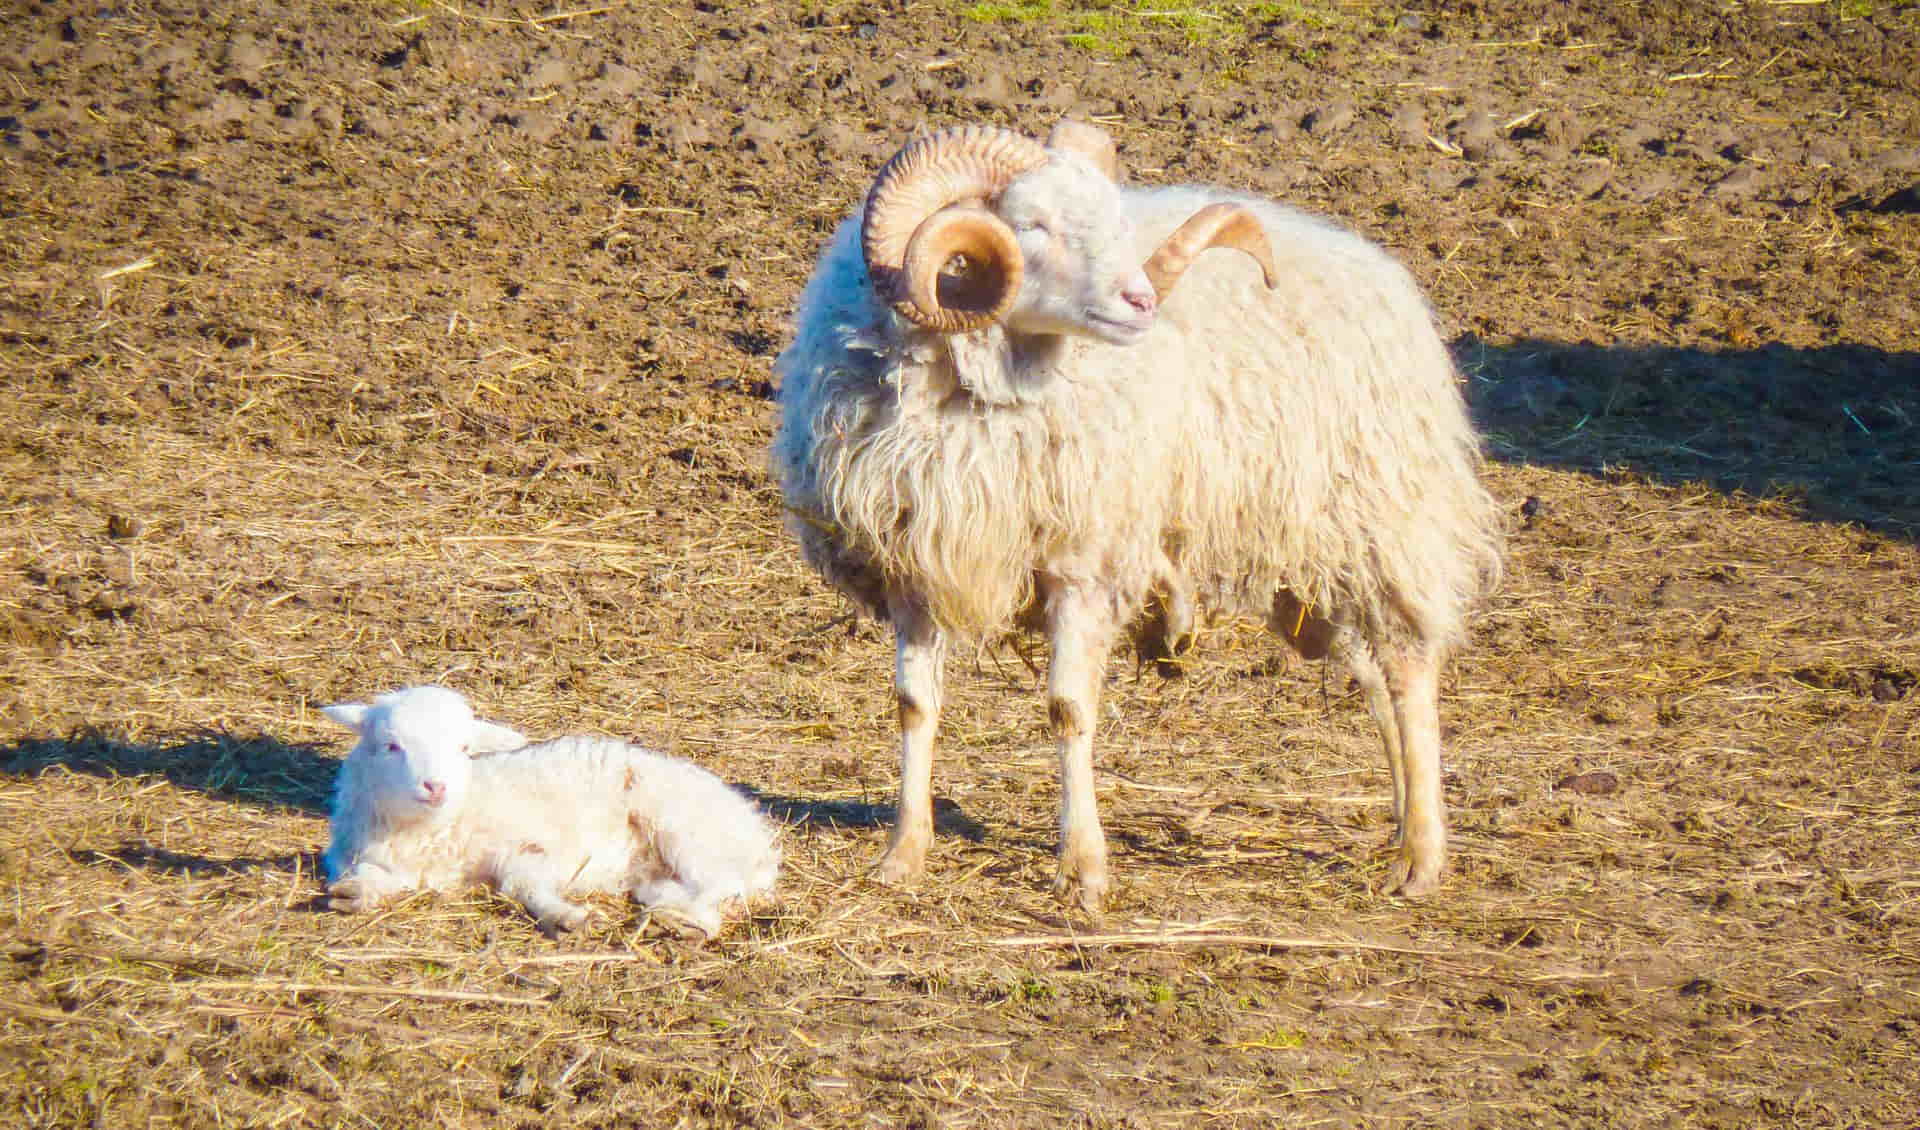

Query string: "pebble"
[[1302, 99, 1355, 138]]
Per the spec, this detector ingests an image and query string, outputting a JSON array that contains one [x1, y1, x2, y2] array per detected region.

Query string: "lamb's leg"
[[630, 879, 725, 939], [874, 596, 946, 885], [495, 867, 592, 936], [1046, 581, 1120, 914], [1382, 644, 1447, 897], [325, 861, 407, 913]]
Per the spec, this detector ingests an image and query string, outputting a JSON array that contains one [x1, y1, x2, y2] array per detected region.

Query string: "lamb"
[[319, 685, 780, 937], [771, 120, 1504, 911]]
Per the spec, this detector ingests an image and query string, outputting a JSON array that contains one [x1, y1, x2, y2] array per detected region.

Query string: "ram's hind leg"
[[1379, 643, 1446, 897], [1133, 566, 1196, 678], [1340, 640, 1407, 845], [1045, 580, 1122, 915], [874, 596, 947, 886], [1276, 595, 1441, 895]]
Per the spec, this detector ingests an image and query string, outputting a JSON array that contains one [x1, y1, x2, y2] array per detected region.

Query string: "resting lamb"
[[321, 685, 780, 937]]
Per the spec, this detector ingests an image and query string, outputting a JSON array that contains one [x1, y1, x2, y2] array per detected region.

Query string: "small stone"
[[964, 69, 1014, 110], [1454, 109, 1513, 160], [1390, 104, 1427, 148], [596, 62, 644, 98], [1553, 770, 1620, 796], [1706, 164, 1764, 199], [1867, 146, 1920, 173], [1301, 99, 1355, 138], [221, 33, 268, 78], [526, 58, 572, 89], [1572, 164, 1613, 199]]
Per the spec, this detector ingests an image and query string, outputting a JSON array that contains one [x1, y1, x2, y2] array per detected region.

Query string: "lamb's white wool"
[[772, 121, 1504, 910], [321, 686, 780, 937]]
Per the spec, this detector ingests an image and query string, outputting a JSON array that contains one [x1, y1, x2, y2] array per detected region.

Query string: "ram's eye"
[[384, 741, 403, 755]]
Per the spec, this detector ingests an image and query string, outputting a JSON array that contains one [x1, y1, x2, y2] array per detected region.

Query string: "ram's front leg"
[[874, 595, 947, 885], [1045, 581, 1121, 914]]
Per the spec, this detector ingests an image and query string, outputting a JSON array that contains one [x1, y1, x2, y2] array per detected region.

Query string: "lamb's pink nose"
[[419, 780, 447, 806]]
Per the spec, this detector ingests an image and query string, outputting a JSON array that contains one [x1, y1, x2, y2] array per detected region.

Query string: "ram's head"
[[860, 120, 1277, 343]]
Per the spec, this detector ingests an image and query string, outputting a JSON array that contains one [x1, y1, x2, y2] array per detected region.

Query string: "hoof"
[[537, 905, 592, 937], [1051, 869, 1109, 917], [872, 847, 926, 887], [325, 879, 372, 914], [645, 906, 718, 942], [1384, 853, 1443, 899]]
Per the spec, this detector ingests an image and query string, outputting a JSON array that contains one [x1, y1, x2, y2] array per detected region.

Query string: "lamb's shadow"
[[1462, 336, 1920, 538], [0, 729, 337, 815], [74, 843, 317, 880]]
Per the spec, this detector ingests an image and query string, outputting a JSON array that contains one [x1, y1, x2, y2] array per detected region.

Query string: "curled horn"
[[861, 126, 1050, 332], [1142, 202, 1279, 299], [1046, 119, 1120, 181]]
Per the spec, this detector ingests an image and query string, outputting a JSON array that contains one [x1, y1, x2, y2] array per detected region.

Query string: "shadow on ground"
[[0, 730, 337, 815], [0, 732, 984, 846], [1462, 337, 1920, 537], [73, 843, 317, 880], [750, 790, 987, 843]]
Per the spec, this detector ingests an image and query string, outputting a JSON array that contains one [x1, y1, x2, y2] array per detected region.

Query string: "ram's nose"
[[1120, 275, 1158, 316], [418, 780, 447, 807]]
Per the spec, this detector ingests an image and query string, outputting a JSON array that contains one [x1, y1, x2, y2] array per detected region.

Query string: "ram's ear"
[[320, 702, 371, 733], [468, 720, 529, 755]]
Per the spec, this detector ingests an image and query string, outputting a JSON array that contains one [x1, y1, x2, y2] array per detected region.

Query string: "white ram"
[[771, 121, 1504, 911], [321, 685, 780, 937]]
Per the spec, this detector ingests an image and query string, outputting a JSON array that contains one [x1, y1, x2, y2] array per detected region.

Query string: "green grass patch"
[[958, 1, 1367, 55]]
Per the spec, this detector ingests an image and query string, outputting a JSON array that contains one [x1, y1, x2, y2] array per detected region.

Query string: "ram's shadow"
[[748, 789, 987, 843], [0, 729, 337, 816], [1460, 337, 1920, 538]]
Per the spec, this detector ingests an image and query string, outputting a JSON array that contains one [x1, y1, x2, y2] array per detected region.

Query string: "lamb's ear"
[[468, 720, 529, 755], [320, 703, 371, 733]]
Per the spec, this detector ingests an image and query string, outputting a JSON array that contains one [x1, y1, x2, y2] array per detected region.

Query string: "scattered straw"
[[986, 931, 1461, 955], [184, 981, 554, 1006]]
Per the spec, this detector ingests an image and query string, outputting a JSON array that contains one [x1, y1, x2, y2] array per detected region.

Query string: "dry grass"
[[4, 0, 1920, 1126]]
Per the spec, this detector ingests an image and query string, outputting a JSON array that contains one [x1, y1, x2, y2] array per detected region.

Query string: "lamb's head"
[[861, 120, 1278, 344], [321, 686, 526, 828]]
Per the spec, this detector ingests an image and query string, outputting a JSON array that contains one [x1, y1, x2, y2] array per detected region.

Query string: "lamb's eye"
[[384, 741, 403, 755]]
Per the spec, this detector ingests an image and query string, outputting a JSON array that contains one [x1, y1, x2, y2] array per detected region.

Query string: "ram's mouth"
[[1086, 310, 1153, 344]]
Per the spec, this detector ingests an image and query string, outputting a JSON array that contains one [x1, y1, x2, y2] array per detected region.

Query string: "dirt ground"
[[3, 1, 1918, 1126]]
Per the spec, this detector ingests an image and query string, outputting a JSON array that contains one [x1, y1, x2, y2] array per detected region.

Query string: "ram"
[[772, 120, 1503, 911]]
